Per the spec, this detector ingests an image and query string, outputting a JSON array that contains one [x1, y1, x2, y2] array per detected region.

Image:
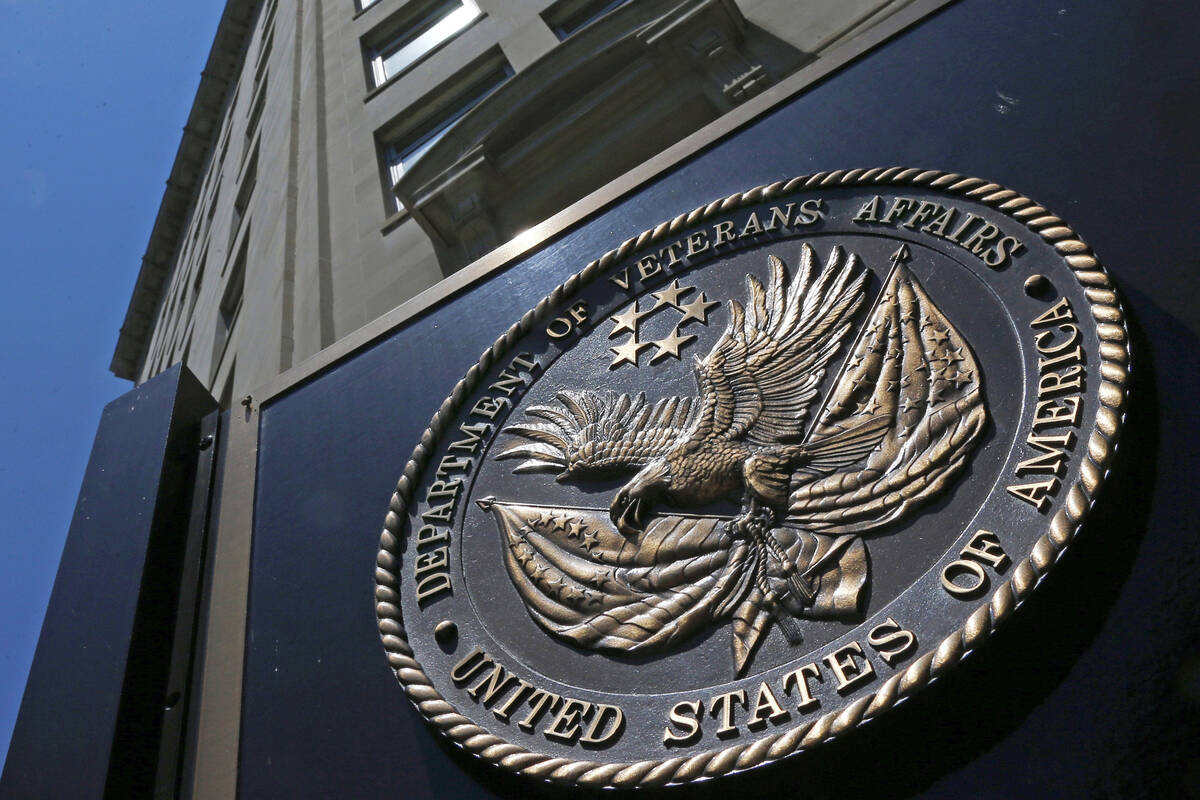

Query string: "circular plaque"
[[376, 169, 1129, 787]]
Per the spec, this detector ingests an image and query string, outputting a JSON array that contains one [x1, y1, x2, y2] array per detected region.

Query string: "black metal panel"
[[0, 366, 218, 799], [242, 0, 1200, 797]]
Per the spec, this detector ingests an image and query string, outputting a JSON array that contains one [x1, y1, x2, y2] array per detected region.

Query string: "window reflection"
[[370, 0, 482, 87]]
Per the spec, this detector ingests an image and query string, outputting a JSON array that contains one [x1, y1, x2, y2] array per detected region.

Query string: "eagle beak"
[[611, 459, 671, 536], [610, 489, 649, 537]]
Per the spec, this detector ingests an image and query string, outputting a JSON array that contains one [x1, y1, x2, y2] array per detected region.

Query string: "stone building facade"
[[112, 0, 917, 404]]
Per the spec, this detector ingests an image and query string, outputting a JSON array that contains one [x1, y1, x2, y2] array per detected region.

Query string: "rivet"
[[1024, 274, 1050, 296], [434, 620, 458, 645]]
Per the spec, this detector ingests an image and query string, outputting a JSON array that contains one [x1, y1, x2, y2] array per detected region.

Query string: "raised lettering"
[[795, 198, 824, 225], [544, 699, 593, 744], [713, 220, 736, 246], [740, 212, 764, 237], [710, 689, 747, 738], [853, 195, 882, 223], [468, 662, 518, 705], [1033, 396, 1082, 430], [1016, 431, 1076, 476], [941, 558, 987, 597], [663, 700, 703, 746], [470, 396, 508, 420], [765, 203, 796, 230], [636, 254, 662, 281], [984, 235, 1024, 268], [867, 618, 917, 667], [517, 689, 561, 732], [1037, 366, 1084, 399], [824, 642, 875, 694], [448, 422, 490, 454], [580, 704, 625, 747], [781, 662, 822, 711], [961, 530, 1010, 571], [1031, 297, 1076, 328], [747, 681, 789, 729], [1007, 477, 1060, 512], [880, 197, 916, 224], [901, 200, 942, 229], [450, 648, 490, 683]]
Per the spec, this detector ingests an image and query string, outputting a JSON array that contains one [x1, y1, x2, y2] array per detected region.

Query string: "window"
[[206, 179, 221, 236], [382, 60, 511, 211], [212, 233, 247, 374], [366, 0, 482, 87], [543, 0, 631, 40], [260, 0, 279, 39], [229, 143, 258, 253], [189, 243, 208, 320], [245, 76, 268, 151], [254, 27, 274, 88]]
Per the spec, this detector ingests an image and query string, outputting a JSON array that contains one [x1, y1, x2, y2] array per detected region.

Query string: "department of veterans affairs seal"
[[375, 169, 1129, 787]]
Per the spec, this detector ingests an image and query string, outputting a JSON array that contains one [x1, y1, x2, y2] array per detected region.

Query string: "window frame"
[[542, 0, 631, 40], [364, 0, 483, 89], [378, 57, 513, 215]]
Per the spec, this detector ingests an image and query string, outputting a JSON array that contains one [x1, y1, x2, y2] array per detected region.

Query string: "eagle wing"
[[497, 390, 696, 478], [787, 262, 987, 533], [691, 244, 867, 446]]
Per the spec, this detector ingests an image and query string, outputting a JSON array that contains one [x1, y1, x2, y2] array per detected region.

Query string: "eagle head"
[[610, 458, 672, 537]]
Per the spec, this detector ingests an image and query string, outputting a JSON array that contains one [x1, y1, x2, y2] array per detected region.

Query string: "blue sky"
[[0, 0, 226, 766]]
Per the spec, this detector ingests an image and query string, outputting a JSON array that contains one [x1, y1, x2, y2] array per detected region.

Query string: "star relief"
[[649, 327, 697, 364], [606, 278, 714, 369], [650, 279, 693, 310], [609, 302, 646, 337], [609, 335, 649, 368], [678, 292, 719, 326]]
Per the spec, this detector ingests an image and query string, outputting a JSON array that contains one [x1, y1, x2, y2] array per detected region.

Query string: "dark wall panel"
[[1, 366, 217, 799], [242, 1, 1200, 797]]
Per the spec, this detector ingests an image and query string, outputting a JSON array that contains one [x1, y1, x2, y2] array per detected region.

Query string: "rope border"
[[374, 168, 1130, 788]]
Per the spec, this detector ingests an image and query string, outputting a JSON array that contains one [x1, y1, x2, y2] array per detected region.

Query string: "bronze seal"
[[376, 168, 1128, 787]]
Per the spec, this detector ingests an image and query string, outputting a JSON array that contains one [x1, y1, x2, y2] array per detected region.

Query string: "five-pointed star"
[[677, 292, 719, 326], [510, 542, 535, 567], [649, 327, 697, 363], [949, 368, 972, 388], [929, 327, 950, 346], [581, 529, 600, 551], [857, 395, 882, 415], [609, 335, 649, 368], [651, 280, 692, 310], [609, 302, 646, 337]]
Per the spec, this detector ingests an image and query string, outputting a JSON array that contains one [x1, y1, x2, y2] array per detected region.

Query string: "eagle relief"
[[377, 172, 1128, 787], [485, 243, 986, 674]]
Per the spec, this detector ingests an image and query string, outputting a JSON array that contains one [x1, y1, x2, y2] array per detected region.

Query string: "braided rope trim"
[[374, 168, 1130, 788]]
